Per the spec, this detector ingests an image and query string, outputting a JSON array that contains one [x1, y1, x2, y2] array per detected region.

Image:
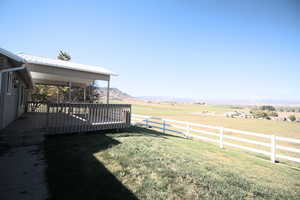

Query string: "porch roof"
[[0, 48, 33, 88], [17, 53, 117, 87], [18, 54, 117, 76], [0, 48, 26, 64], [1, 47, 117, 87]]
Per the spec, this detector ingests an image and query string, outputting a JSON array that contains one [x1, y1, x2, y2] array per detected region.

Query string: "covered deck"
[[18, 53, 115, 104], [17, 53, 131, 134], [26, 102, 131, 134]]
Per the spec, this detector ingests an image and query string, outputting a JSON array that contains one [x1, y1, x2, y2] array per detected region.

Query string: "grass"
[[44, 127, 300, 200], [128, 101, 300, 139], [128, 101, 300, 166], [131, 102, 238, 116]]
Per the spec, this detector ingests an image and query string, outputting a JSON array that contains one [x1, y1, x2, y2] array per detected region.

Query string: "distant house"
[[0, 48, 131, 133]]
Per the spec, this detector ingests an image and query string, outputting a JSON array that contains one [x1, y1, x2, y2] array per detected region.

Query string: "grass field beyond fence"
[[127, 102, 300, 138], [132, 114, 300, 167]]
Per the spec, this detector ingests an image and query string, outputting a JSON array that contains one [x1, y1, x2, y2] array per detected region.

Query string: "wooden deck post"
[[91, 81, 95, 103], [68, 82, 72, 102], [57, 86, 59, 103], [107, 78, 110, 104], [83, 87, 86, 103]]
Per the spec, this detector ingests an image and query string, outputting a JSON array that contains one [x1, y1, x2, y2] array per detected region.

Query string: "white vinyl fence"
[[132, 114, 300, 164]]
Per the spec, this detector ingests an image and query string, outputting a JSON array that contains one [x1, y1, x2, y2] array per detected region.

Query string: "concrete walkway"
[[0, 113, 49, 200]]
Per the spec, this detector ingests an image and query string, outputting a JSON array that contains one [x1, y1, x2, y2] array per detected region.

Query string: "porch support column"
[[107, 78, 110, 104], [69, 82, 72, 102], [83, 87, 86, 103], [57, 87, 59, 103]]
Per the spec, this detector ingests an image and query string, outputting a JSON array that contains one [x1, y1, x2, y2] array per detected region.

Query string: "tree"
[[250, 109, 268, 119], [56, 50, 72, 101], [31, 85, 48, 102], [288, 115, 296, 122], [259, 105, 276, 111], [57, 50, 71, 61], [30, 85, 58, 111]]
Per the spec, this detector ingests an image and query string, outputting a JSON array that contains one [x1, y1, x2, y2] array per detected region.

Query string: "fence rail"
[[132, 114, 300, 164], [26, 101, 48, 113]]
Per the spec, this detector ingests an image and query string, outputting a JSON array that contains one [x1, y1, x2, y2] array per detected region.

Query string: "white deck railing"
[[132, 114, 300, 164], [46, 103, 131, 134]]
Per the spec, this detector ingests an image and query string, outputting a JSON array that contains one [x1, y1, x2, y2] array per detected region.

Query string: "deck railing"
[[47, 103, 131, 134], [26, 102, 131, 134], [26, 101, 48, 113]]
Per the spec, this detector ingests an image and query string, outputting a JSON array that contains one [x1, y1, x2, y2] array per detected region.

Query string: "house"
[[0, 48, 33, 129], [0, 48, 131, 133]]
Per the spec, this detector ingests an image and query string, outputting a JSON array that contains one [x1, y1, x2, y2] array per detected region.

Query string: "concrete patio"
[[0, 113, 48, 200]]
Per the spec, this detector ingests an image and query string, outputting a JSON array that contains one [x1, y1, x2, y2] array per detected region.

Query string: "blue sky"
[[1, 0, 299, 101]]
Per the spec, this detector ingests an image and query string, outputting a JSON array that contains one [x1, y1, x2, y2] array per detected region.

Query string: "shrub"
[[267, 111, 278, 117], [250, 109, 268, 119], [288, 115, 296, 122]]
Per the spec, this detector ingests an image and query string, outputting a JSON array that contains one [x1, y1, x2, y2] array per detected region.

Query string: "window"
[[0, 57, 4, 67], [13, 74, 18, 88]]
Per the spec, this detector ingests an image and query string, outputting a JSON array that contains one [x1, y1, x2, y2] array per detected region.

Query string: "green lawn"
[[44, 127, 300, 200]]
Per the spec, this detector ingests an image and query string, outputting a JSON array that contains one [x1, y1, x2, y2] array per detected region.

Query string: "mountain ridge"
[[95, 87, 300, 106]]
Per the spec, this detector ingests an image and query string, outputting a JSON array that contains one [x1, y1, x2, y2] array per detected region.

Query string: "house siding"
[[0, 56, 26, 129], [0, 69, 5, 129]]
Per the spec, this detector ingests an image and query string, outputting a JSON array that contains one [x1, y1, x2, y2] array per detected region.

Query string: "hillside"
[[95, 87, 138, 102]]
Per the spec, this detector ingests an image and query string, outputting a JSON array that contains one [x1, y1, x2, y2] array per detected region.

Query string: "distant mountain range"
[[203, 99, 300, 106], [95, 87, 137, 101], [138, 96, 300, 105], [138, 96, 201, 103], [96, 87, 300, 106]]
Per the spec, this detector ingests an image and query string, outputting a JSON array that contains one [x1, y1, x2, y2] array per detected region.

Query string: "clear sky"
[[1, 0, 299, 101]]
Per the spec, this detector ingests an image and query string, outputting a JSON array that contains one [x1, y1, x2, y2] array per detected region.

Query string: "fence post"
[[219, 127, 224, 149], [271, 135, 276, 163], [185, 122, 190, 138], [163, 119, 166, 134]]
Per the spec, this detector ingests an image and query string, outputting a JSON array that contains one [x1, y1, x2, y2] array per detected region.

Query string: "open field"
[[128, 101, 300, 165], [127, 101, 300, 139], [44, 127, 300, 200]]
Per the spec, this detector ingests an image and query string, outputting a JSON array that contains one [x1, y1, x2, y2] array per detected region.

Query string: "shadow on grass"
[[44, 132, 139, 200], [44, 126, 179, 200], [105, 126, 185, 139]]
